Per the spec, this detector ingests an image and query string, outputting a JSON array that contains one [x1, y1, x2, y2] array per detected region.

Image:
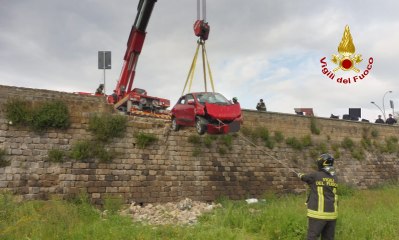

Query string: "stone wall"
[[0, 85, 398, 204]]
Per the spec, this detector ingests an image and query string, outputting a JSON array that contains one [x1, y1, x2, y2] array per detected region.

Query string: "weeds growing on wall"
[[241, 126, 278, 149], [88, 113, 127, 142], [4, 98, 70, 132], [48, 149, 65, 163], [31, 101, 70, 131], [285, 135, 312, 150], [0, 149, 9, 168], [273, 131, 284, 143], [310, 117, 321, 135], [188, 134, 201, 145], [341, 137, 354, 150], [4, 98, 31, 125], [203, 135, 215, 148], [70, 141, 114, 163], [135, 132, 158, 149], [371, 129, 379, 138]]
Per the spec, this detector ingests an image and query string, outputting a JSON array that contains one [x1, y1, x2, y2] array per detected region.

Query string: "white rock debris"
[[120, 198, 222, 225]]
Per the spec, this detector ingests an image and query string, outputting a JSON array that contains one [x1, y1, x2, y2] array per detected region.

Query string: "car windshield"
[[196, 93, 230, 105]]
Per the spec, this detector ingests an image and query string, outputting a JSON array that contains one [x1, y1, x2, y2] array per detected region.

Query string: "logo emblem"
[[331, 25, 362, 73], [320, 25, 374, 84]]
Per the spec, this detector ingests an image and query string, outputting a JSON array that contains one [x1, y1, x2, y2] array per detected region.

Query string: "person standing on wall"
[[297, 153, 338, 240], [256, 99, 266, 111], [385, 114, 397, 125], [374, 115, 384, 124]]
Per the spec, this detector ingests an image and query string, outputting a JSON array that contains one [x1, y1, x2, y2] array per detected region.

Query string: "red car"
[[171, 92, 242, 135]]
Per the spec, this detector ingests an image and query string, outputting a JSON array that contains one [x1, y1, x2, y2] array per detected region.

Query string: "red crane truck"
[[109, 0, 170, 116]]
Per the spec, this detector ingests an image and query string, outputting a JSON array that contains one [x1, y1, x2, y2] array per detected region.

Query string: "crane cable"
[[238, 132, 300, 175], [181, 40, 215, 95]]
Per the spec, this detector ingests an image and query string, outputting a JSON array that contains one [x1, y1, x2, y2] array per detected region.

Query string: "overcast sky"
[[1, 0, 399, 121]]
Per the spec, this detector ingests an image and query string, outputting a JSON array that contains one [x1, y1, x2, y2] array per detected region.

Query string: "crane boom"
[[110, 0, 170, 117], [117, 0, 157, 95]]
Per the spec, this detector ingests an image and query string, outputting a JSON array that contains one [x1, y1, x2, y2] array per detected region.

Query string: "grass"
[[135, 132, 158, 149], [4, 98, 70, 132], [0, 149, 9, 168], [1, 186, 398, 239], [88, 113, 127, 142]]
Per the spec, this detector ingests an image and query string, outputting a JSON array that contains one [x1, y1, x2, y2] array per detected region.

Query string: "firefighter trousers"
[[307, 217, 336, 240]]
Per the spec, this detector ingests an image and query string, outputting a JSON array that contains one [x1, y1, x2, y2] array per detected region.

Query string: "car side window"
[[186, 94, 194, 104], [178, 96, 186, 104]]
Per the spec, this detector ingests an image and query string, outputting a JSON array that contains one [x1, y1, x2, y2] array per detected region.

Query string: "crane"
[[109, 0, 170, 116]]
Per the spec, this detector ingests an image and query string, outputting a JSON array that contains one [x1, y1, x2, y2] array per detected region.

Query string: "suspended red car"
[[171, 92, 242, 135]]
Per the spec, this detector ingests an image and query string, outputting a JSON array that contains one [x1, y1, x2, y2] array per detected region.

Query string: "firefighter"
[[297, 153, 338, 240]]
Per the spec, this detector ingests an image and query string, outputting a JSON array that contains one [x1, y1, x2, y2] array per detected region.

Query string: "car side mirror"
[[187, 100, 195, 105]]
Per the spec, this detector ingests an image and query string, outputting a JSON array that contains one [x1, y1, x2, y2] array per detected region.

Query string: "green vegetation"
[[135, 132, 158, 149], [285, 135, 312, 150], [88, 113, 127, 142], [371, 128, 379, 138], [103, 194, 124, 214], [47, 149, 65, 163], [70, 141, 114, 163], [310, 117, 320, 135], [0, 149, 9, 168], [1, 186, 399, 239], [273, 131, 284, 143], [241, 126, 279, 149], [341, 137, 354, 150], [188, 134, 201, 145], [4, 98, 70, 132]]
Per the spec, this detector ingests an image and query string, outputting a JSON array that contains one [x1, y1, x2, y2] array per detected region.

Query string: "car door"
[[181, 94, 196, 125], [173, 94, 195, 126]]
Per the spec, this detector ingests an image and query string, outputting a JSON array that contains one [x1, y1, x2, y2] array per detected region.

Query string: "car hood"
[[205, 103, 241, 121]]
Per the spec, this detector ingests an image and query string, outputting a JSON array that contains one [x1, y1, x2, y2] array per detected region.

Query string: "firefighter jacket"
[[299, 170, 338, 220]]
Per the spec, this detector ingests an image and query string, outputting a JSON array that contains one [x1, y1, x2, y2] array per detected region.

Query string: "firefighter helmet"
[[316, 153, 334, 169]]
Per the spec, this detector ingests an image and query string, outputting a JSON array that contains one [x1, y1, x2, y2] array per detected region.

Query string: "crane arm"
[[115, 0, 158, 96]]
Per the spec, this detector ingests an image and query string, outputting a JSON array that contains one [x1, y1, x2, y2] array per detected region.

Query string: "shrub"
[[301, 135, 312, 147], [70, 141, 95, 161], [361, 138, 372, 151], [385, 136, 398, 154], [371, 128, 379, 138], [70, 141, 114, 162], [219, 135, 233, 149], [286, 137, 303, 150], [31, 101, 70, 131], [188, 134, 201, 145], [255, 127, 270, 142], [88, 113, 127, 142], [310, 117, 320, 135], [48, 149, 65, 163], [135, 132, 158, 149], [192, 148, 202, 157], [316, 142, 328, 153], [351, 147, 365, 160], [4, 99, 70, 132], [265, 139, 275, 149], [218, 147, 227, 155], [0, 149, 9, 168], [4, 98, 32, 125], [203, 135, 214, 148], [341, 137, 354, 150], [273, 131, 284, 143]]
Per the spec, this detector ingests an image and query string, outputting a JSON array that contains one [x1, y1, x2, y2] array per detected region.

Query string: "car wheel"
[[195, 118, 206, 135], [171, 117, 180, 131]]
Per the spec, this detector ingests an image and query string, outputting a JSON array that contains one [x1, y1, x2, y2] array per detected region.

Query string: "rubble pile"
[[120, 198, 222, 225]]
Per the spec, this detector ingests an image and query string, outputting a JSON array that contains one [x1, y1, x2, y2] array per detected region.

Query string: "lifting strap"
[[181, 40, 215, 95]]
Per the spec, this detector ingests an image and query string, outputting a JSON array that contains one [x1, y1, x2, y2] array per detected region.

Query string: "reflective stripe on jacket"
[[299, 171, 338, 220]]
